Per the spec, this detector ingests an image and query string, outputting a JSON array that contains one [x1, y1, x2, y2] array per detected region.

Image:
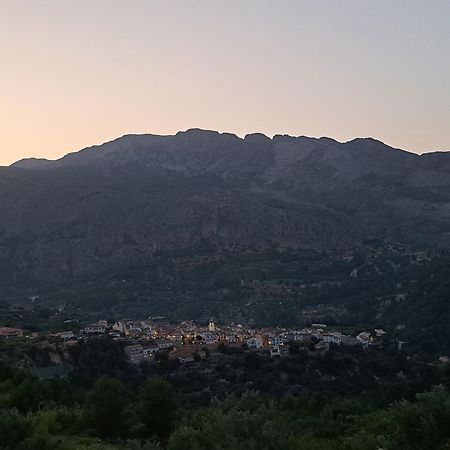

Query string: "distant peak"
[[175, 128, 241, 142], [345, 137, 416, 156], [273, 134, 297, 142], [244, 133, 271, 143], [318, 136, 340, 144], [346, 137, 387, 146], [177, 128, 220, 136], [12, 157, 53, 170]]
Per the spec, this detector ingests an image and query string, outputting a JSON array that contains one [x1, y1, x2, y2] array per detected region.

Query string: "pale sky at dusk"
[[1, 0, 449, 166]]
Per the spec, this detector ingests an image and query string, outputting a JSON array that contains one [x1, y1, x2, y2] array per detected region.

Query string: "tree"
[[82, 378, 130, 437], [0, 409, 32, 448], [9, 378, 45, 413], [288, 341, 300, 355], [138, 379, 177, 440]]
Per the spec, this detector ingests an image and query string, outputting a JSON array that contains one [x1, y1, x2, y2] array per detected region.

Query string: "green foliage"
[[0, 356, 450, 449], [9, 377, 45, 413], [82, 378, 130, 437], [69, 337, 133, 386], [0, 408, 32, 448], [138, 379, 177, 440], [166, 386, 450, 450], [345, 387, 450, 450]]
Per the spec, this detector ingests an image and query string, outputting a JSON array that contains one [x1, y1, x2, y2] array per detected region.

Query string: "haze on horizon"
[[1, 0, 449, 167]]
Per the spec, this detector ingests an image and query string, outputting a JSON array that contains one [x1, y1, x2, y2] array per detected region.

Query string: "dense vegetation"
[[1, 337, 450, 450], [2, 247, 450, 448], [0, 244, 444, 325], [3, 248, 450, 359]]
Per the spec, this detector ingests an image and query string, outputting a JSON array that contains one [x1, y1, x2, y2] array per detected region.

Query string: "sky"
[[1, 0, 449, 166]]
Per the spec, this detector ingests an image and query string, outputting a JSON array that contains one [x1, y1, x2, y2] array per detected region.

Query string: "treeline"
[[0, 361, 175, 449], [2, 359, 450, 449]]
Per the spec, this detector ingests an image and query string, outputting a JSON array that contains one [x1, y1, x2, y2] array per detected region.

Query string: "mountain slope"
[[2, 129, 450, 284]]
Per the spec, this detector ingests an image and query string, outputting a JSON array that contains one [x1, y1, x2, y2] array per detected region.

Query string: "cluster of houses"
[[95, 319, 387, 365], [0, 327, 24, 338], [243, 326, 383, 353], [0, 318, 389, 366]]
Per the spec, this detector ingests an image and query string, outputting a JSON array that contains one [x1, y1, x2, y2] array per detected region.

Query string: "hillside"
[[1, 129, 450, 321]]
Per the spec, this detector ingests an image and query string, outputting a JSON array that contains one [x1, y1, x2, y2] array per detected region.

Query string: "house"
[[142, 345, 158, 359], [166, 332, 183, 342], [84, 323, 106, 334], [340, 335, 360, 346], [113, 320, 149, 336], [246, 337, 263, 349], [124, 344, 144, 364], [0, 327, 24, 338], [270, 346, 282, 357], [179, 356, 195, 364], [201, 333, 218, 345], [170, 348, 197, 364], [156, 339, 173, 350], [181, 320, 197, 332], [124, 322, 143, 336], [321, 332, 343, 345], [57, 331, 75, 340], [125, 328, 142, 338], [268, 336, 285, 346], [269, 344, 289, 357], [356, 332, 372, 347], [108, 331, 122, 338], [112, 321, 127, 333], [300, 328, 323, 338], [284, 331, 312, 343]]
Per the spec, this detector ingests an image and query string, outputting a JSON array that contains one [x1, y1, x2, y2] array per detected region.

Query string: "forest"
[[1, 336, 450, 450]]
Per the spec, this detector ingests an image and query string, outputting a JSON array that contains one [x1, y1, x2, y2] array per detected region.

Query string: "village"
[[1, 317, 386, 366]]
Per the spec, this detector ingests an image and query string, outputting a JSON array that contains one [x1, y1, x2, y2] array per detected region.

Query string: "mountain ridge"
[[12, 129, 448, 171], [1, 129, 450, 285]]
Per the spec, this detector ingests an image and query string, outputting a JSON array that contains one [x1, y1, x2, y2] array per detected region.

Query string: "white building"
[[357, 332, 372, 347], [321, 332, 343, 345], [270, 346, 282, 357], [246, 337, 263, 349], [142, 346, 158, 359], [156, 340, 173, 350], [124, 344, 144, 364], [57, 331, 75, 340], [268, 336, 285, 346], [112, 321, 126, 333], [179, 356, 195, 364], [201, 333, 218, 345], [84, 324, 106, 334]]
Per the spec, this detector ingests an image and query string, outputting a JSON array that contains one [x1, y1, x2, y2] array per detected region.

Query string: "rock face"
[[2, 129, 450, 280]]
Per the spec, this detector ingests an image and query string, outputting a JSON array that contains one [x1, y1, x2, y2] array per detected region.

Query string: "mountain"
[[0, 129, 450, 324], [1, 129, 450, 320]]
